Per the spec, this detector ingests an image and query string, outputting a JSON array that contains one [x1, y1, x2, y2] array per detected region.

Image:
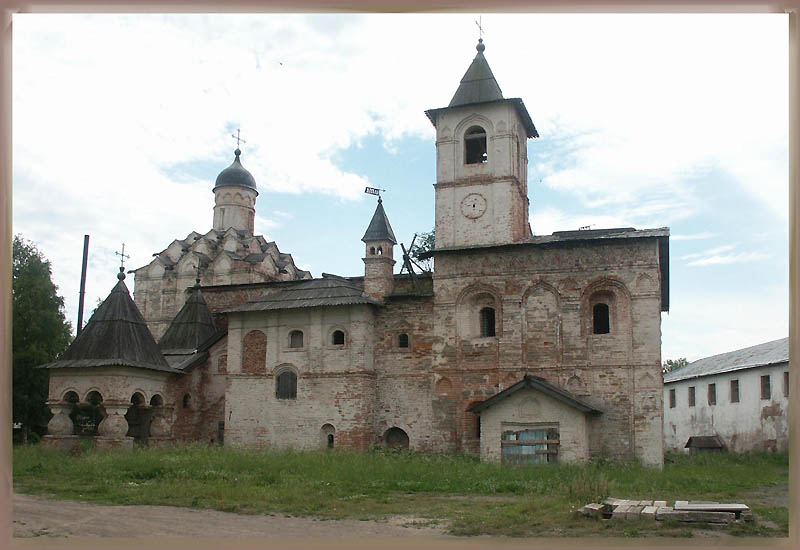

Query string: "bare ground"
[[12, 492, 451, 539]]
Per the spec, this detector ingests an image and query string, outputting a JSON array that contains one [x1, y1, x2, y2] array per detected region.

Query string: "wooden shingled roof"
[[158, 284, 218, 353], [223, 275, 381, 313], [38, 270, 176, 373], [468, 375, 602, 415]]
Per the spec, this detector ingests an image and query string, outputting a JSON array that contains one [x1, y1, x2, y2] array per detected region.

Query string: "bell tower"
[[362, 197, 397, 301], [425, 39, 538, 249]]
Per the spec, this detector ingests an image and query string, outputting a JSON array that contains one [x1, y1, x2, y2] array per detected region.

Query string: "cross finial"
[[475, 16, 484, 40], [231, 128, 246, 149], [115, 243, 130, 269]]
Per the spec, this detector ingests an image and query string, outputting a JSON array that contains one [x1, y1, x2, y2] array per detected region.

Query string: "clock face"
[[461, 193, 487, 219]]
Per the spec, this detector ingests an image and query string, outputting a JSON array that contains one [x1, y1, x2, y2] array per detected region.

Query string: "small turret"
[[361, 197, 396, 300]]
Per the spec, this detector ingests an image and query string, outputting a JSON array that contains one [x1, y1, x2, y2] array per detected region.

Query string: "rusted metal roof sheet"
[[223, 276, 380, 313], [38, 273, 175, 373], [664, 337, 789, 384], [468, 375, 602, 415]]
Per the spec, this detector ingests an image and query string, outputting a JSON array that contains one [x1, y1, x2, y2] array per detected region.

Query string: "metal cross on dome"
[[475, 16, 484, 39], [115, 243, 130, 269], [231, 128, 247, 149]]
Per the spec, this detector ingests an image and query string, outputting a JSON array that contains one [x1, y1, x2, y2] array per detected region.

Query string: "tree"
[[662, 358, 688, 374], [12, 235, 72, 443], [410, 229, 435, 272]]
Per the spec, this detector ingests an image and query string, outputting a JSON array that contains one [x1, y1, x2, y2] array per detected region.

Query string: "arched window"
[[480, 307, 496, 337], [276, 371, 297, 400], [288, 330, 304, 348], [384, 427, 409, 449], [398, 333, 409, 348], [465, 125, 488, 164], [593, 303, 610, 334], [369, 246, 376, 255], [331, 330, 345, 346], [182, 394, 191, 409], [377, 247, 383, 255]]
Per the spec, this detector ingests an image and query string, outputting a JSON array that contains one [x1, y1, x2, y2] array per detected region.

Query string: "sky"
[[12, 13, 789, 362]]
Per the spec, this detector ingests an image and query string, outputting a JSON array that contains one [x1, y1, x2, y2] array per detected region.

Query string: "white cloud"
[[687, 252, 771, 267], [680, 244, 737, 260], [671, 232, 716, 241], [11, 13, 788, 338]]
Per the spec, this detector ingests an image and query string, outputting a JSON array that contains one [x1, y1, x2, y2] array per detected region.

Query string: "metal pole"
[[76, 235, 89, 335]]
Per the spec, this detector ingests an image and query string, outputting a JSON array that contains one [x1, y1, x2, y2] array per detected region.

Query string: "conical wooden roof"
[[38, 269, 174, 372], [361, 199, 397, 244], [449, 39, 504, 107], [158, 284, 217, 352]]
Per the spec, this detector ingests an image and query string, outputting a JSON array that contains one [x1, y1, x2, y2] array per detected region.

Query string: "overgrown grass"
[[12, 444, 789, 537]]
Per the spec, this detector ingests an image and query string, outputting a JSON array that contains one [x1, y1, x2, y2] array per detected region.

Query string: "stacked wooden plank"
[[579, 498, 753, 524]]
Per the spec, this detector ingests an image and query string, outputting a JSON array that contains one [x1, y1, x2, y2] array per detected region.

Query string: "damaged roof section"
[[468, 375, 603, 415], [223, 274, 382, 313]]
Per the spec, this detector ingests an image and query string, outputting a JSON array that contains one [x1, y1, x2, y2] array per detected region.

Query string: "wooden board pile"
[[580, 498, 753, 525]]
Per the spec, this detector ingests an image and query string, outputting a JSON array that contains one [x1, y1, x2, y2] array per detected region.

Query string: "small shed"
[[468, 375, 602, 465]]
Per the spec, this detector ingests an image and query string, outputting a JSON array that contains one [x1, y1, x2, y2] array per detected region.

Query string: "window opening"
[[398, 333, 409, 348], [761, 375, 771, 400], [289, 330, 304, 348], [707, 383, 716, 406], [182, 394, 191, 409], [480, 307, 496, 337], [369, 247, 376, 255], [332, 330, 345, 346], [593, 303, 610, 334], [465, 126, 488, 164], [276, 371, 297, 400], [730, 379, 740, 403], [688, 386, 695, 407], [501, 427, 559, 465], [327, 433, 334, 448], [784, 371, 789, 397], [669, 388, 676, 408], [384, 427, 410, 449], [377, 247, 383, 255]]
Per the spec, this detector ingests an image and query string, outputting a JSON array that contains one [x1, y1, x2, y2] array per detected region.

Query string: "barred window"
[[398, 333, 409, 348], [276, 371, 297, 400]]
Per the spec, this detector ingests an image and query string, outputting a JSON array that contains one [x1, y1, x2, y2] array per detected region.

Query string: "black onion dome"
[[213, 148, 258, 192]]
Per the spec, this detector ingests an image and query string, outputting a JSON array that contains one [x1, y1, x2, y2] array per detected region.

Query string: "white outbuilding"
[[663, 338, 789, 454]]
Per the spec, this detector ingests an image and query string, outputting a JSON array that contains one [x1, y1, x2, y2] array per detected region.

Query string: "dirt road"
[[12, 492, 450, 539]]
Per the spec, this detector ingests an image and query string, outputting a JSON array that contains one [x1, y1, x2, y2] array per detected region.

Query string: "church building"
[[39, 39, 670, 468]]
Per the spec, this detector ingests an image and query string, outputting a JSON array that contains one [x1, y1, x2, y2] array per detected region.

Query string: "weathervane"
[[364, 186, 386, 201], [115, 243, 130, 269], [231, 128, 246, 149]]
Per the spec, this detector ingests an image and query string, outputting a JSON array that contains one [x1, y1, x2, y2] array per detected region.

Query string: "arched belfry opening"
[[465, 125, 488, 164]]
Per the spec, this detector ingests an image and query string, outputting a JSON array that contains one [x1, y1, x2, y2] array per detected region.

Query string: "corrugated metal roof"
[[468, 375, 602, 415], [158, 285, 217, 352], [361, 199, 397, 244], [223, 276, 381, 313], [664, 337, 789, 384], [38, 271, 176, 373]]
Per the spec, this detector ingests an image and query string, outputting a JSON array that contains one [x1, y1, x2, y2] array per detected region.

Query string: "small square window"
[[707, 383, 716, 406], [761, 375, 771, 400], [669, 388, 676, 408], [730, 379, 740, 403], [688, 386, 695, 407]]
